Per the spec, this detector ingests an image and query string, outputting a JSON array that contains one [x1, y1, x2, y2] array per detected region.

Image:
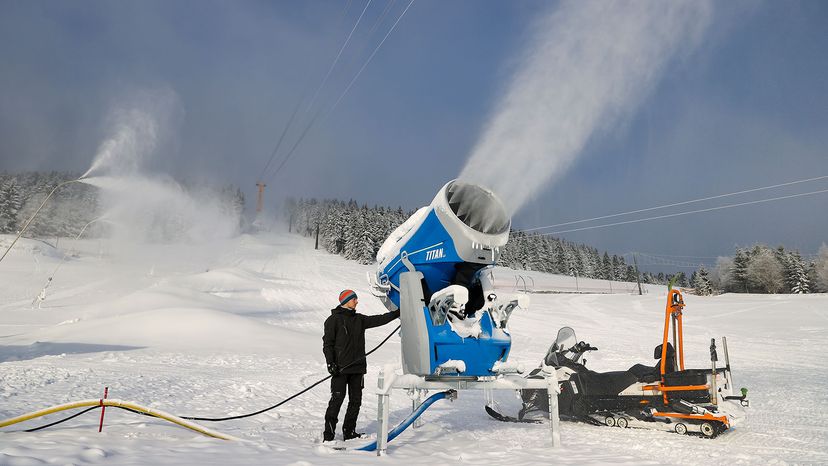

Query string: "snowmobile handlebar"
[[570, 341, 598, 353]]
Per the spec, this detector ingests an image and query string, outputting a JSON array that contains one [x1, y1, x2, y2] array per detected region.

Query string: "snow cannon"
[[370, 180, 529, 378]]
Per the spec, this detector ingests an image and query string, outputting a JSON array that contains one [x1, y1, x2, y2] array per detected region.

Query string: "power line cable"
[[264, 0, 416, 181], [305, 0, 374, 114], [257, 96, 305, 183], [256, 2, 367, 184], [368, 0, 397, 36], [327, 0, 415, 117], [524, 174, 828, 232], [629, 252, 723, 259], [538, 187, 828, 236]]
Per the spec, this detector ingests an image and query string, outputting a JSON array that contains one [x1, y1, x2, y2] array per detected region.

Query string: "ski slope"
[[1, 231, 827, 465]]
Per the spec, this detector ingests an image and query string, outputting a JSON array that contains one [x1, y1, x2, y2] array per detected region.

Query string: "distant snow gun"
[[369, 180, 529, 377]]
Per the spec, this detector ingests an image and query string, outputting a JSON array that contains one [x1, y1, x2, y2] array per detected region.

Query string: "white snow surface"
[[2, 232, 827, 465]]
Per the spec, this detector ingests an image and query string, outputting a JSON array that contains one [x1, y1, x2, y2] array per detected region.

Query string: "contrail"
[[459, 0, 713, 215]]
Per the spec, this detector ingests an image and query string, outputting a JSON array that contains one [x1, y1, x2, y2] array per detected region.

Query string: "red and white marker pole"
[[98, 387, 108, 432]]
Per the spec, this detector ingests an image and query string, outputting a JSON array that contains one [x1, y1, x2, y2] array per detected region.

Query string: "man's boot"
[[343, 430, 366, 441]]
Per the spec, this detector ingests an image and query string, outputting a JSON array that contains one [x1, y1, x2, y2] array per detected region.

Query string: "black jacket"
[[323, 305, 400, 374]]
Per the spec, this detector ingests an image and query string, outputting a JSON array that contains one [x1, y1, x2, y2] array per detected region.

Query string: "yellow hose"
[[0, 399, 239, 441]]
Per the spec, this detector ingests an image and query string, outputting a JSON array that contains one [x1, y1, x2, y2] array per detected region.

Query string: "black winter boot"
[[343, 430, 366, 441]]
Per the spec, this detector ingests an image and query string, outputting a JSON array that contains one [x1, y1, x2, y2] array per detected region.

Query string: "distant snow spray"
[[459, 0, 713, 215], [82, 87, 179, 180], [0, 87, 179, 265]]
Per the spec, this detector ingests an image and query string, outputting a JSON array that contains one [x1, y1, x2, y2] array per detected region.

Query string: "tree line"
[[285, 197, 828, 294], [0, 171, 245, 240], [708, 244, 828, 294], [285, 198, 684, 285]]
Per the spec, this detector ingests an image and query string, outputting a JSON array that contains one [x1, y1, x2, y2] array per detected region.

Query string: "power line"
[[256, 96, 305, 183], [305, 0, 374, 114], [626, 251, 724, 260], [327, 0, 415, 117], [368, 0, 397, 36], [264, 0, 416, 182], [524, 174, 828, 232], [538, 187, 828, 236], [255, 2, 362, 185], [632, 252, 715, 269]]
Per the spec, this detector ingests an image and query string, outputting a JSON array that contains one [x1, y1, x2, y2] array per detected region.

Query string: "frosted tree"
[[787, 251, 810, 294], [693, 266, 713, 295], [600, 252, 612, 280], [712, 256, 733, 291], [746, 246, 783, 293], [0, 177, 23, 233], [730, 248, 751, 293], [814, 244, 828, 292]]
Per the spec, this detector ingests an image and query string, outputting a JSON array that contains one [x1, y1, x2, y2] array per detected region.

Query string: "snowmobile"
[[488, 288, 749, 438]]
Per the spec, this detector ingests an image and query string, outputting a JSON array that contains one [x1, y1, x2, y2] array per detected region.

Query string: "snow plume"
[[82, 87, 181, 179], [78, 88, 240, 246], [83, 176, 240, 244], [459, 0, 713, 215]]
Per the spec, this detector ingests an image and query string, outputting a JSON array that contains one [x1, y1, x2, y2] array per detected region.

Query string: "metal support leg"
[[412, 389, 425, 428], [376, 369, 390, 456], [546, 369, 561, 448]]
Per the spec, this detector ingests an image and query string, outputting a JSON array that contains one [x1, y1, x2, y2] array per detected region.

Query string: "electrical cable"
[[305, 0, 373, 114], [326, 0, 415, 117], [23, 406, 98, 432], [257, 96, 306, 183], [2, 399, 239, 440], [538, 187, 828, 236], [264, 0, 416, 182], [16, 324, 401, 432], [182, 323, 400, 422], [523, 174, 828, 232], [367, 0, 397, 37], [256, 1, 367, 184]]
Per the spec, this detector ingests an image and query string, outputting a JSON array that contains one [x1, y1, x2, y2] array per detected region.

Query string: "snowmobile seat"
[[626, 342, 678, 382], [653, 342, 677, 373], [627, 363, 660, 383], [576, 369, 638, 396]]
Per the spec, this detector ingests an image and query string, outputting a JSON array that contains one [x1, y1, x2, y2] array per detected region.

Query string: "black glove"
[[327, 362, 340, 376]]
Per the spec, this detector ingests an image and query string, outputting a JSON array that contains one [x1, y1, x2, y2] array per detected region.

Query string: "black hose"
[[21, 324, 401, 430], [184, 324, 400, 422], [24, 406, 100, 432]]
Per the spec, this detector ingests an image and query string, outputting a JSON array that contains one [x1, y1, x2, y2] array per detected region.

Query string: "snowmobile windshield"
[[543, 327, 578, 366]]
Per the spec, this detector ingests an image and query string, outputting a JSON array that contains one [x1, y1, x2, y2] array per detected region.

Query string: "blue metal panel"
[[380, 207, 513, 377], [382, 209, 461, 309], [420, 305, 511, 376]]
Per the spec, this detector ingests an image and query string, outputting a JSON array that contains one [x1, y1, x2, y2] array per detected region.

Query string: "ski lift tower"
[[256, 182, 266, 213]]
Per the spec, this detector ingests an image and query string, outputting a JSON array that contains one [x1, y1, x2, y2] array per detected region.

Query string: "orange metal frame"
[[657, 289, 709, 403], [650, 409, 730, 428]]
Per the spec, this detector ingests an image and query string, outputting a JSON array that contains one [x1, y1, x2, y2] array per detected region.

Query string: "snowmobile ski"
[[485, 405, 542, 424]]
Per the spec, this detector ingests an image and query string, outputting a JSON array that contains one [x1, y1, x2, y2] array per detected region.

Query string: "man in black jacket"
[[322, 289, 400, 442]]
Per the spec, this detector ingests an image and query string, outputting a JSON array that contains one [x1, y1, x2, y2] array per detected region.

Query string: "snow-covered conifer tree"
[[693, 266, 713, 295], [787, 251, 810, 294]]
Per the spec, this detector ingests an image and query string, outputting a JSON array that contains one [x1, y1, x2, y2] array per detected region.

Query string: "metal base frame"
[[373, 366, 561, 456]]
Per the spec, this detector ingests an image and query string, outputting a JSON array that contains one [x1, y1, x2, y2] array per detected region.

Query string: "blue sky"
[[1, 1, 826, 266]]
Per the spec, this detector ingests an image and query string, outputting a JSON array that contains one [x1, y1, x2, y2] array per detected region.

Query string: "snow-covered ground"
[[1, 231, 827, 465]]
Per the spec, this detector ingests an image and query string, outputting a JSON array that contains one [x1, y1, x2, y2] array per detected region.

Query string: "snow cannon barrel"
[[371, 180, 524, 378], [374, 180, 510, 310]]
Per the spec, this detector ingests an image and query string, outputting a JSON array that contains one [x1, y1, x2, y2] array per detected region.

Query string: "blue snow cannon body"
[[372, 180, 519, 378]]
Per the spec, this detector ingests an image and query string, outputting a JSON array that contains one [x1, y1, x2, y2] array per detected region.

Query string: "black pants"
[[324, 373, 363, 436]]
